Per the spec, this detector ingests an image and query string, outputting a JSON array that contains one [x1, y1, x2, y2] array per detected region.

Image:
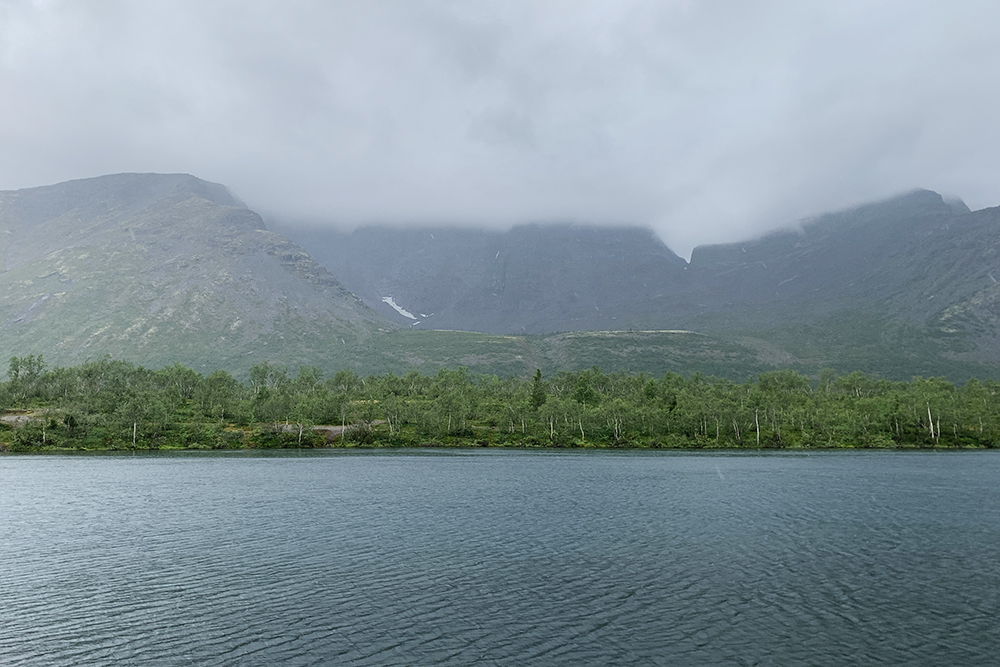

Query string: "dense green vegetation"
[[2, 354, 999, 452]]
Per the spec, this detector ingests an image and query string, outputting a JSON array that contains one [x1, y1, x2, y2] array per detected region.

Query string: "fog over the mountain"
[[2, 0, 998, 256]]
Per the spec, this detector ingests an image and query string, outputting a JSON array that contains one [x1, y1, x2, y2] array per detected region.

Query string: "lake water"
[[1, 450, 998, 666]]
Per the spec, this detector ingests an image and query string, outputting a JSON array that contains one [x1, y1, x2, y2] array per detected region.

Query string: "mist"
[[2, 0, 999, 256]]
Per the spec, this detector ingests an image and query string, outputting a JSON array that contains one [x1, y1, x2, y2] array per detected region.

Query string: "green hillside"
[[359, 329, 780, 380]]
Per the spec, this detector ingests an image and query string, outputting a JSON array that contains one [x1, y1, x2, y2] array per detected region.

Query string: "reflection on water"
[[1, 450, 998, 666]]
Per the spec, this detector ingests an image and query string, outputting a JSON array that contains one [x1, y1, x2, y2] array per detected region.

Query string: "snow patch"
[[381, 296, 417, 320]]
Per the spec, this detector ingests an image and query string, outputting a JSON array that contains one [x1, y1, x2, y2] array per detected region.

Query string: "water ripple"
[[1, 451, 999, 665]]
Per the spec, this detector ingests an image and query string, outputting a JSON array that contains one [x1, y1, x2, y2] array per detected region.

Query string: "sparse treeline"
[[1, 354, 999, 451]]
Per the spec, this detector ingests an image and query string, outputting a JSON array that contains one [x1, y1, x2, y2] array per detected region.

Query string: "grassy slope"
[[367, 329, 809, 381]]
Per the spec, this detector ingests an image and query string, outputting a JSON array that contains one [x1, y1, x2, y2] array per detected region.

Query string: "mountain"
[[0, 173, 391, 372], [277, 190, 1000, 381], [6, 173, 1000, 382], [680, 190, 1000, 378], [686, 189, 971, 322], [269, 223, 693, 333], [0, 173, 780, 380]]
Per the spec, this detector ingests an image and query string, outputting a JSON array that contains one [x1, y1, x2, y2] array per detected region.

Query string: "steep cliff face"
[[282, 189, 991, 335], [0, 173, 392, 372], [274, 223, 693, 334]]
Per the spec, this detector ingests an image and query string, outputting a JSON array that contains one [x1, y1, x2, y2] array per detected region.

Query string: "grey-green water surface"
[[1, 450, 998, 665]]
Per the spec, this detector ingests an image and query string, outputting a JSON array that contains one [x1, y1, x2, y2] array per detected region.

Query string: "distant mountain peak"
[[887, 187, 968, 215]]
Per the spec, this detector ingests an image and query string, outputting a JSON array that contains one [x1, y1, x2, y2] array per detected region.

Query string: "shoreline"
[[2, 442, 994, 455]]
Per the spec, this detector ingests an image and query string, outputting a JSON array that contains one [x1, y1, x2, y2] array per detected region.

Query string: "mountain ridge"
[[274, 187, 1000, 380], [4, 173, 1000, 382]]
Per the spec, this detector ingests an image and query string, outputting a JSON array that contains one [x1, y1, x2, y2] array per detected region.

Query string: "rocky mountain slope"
[[676, 190, 1000, 377], [278, 189, 1000, 380], [273, 223, 693, 333], [685, 189, 972, 322], [0, 174, 390, 372]]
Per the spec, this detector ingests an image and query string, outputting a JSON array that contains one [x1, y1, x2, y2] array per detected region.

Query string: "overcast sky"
[[2, 0, 999, 256]]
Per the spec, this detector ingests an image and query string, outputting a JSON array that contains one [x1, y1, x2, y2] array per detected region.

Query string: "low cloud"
[[2, 0, 999, 256]]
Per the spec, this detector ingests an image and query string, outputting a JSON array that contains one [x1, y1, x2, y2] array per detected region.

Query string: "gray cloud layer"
[[2, 0, 998, 255]]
